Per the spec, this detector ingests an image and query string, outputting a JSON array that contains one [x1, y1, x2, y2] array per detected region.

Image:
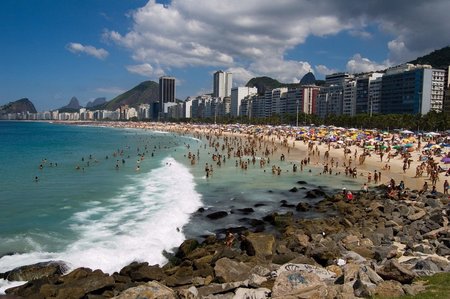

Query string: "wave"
[[0, 157, 203, 277]]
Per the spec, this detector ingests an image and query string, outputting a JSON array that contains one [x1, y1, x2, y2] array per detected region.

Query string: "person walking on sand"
[[444, 180, 449, 195]]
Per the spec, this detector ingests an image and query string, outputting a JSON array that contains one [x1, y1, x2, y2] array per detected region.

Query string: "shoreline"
[[57, 120, 450, 194]]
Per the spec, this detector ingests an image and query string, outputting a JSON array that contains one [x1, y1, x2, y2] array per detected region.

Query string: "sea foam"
[[0, 157, 203, 278]]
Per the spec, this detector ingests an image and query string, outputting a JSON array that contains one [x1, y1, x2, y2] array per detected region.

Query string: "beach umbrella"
[[393, 145, 402, 150], [404, 143, 414, 148], [400, 130, 414, 134]]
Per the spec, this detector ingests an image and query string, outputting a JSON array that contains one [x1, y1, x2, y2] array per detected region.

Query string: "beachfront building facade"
[[159, 76, 176, 117], [380, 64, 445, 115], [231, 86, 258, 117], [213, 70, 232, 99]]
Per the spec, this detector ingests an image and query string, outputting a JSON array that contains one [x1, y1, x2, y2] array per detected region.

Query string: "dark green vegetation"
[[98, 81, 159, 111], [0, 98, 37, 114], [409, 46, 450, 70], [173, 110, 449, 132], [381, 273, 450, 299]]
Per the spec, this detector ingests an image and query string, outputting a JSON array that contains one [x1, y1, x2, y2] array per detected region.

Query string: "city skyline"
[[1, 0, 449, 111]]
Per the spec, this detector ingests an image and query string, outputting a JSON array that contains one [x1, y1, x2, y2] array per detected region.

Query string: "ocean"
[[0, 121, 361, 292]]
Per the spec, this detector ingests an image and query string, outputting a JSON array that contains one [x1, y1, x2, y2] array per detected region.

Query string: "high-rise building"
[[213, 71, 232, 98], [380, 64, 445, 115], [159, 76, 176, 114], [230, 87, 258, 117]]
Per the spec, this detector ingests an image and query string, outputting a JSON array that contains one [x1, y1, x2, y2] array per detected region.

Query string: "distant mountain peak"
[[86, 97, 106, 108]]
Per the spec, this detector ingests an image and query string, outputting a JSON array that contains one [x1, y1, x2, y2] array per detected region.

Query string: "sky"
[[1, 0, 449, 111]]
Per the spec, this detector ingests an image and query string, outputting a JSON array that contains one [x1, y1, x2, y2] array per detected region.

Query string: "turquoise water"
[[0, 121, 363, 291]]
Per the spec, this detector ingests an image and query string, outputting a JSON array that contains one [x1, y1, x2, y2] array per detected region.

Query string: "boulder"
[[374, 280, 405, 298], [176, 239, 199, 259], [112, 281, 177, 299], [4, 261, 69, 281], [165, 266, 194, 287], [408, 210, 426, 221], [234, 287, 271, 299], [207, 211, 228, 220], [289, 187, 298, 192], [376, 259, 417, 284], [295, 202, 311, 212], [272, 271, 327, 298], [236, 208, 255, 214], [119, 262, 165, 282], [277, 263, 336, 281], [196, 281, 248, 297], [244, 233, 275, 260], [214, 258, 252, 283], [304, 189, 326, 199]]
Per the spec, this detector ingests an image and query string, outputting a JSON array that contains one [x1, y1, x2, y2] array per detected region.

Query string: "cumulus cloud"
[[105, 0, 449, 83], [67, 42, 109, 60], [125, 63, 165, 78], [315, 65, 338, 76], [346, 54, 391, 73]]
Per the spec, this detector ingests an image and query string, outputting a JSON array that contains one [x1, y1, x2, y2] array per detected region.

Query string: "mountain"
[[300, 72, 316, 85], [101, 81, 159, 111], [408, 46, 450, 69], [0, 98, 37, 114], [246, 76, 303, 95], [59, 97, 82, 112], [86, 97, 106, 108]]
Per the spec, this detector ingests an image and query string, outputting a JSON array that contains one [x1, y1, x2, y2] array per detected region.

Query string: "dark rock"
[[254, 203, 267, 208], [296, 202, 311, 212], [307, 244, 340, 267], [280, 200, 295, 208], [206, 211, 228, 220], [289, 187, 298, 192], [376, 259, 417, 284], [197, 207, 205, 213], [165, 266, 194, 287], [4, 260, 69, 281], [297, 181, 308, 185], [214, 258, 252, 283], [119, 262, 165, 282], [176, 239, 199, 259], [304, 189, 326, 199], [374, 245, 398, 262], [113, 281, 176, 299], [235, 208, 255, 214]]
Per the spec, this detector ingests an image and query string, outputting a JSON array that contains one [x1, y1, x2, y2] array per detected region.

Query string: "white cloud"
[[105, 0, 450, 84], [67, 42, 109, 60], [315, 65, 338, 76], [125, 63, 165, 78], [346, 54, 392, 73], [225, 67, 255, 87], [105, 0, 350, 83]]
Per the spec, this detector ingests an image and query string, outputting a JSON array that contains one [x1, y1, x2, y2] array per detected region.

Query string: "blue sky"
[[1, 0, 449, 111]]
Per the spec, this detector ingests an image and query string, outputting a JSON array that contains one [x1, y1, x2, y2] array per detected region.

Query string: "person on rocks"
[[225, 231, 235, 248], [346, 190, 354, 201], [362, 183, 368, 193], [419, 181, 429, 195]]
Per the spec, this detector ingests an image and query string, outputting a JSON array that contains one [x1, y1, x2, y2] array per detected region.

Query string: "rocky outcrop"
[[5, 188, 450, 298]]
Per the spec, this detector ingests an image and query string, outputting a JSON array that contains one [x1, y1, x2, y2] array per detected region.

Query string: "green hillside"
[[99, 81, 159, 111], [408, 46, 450, 69]]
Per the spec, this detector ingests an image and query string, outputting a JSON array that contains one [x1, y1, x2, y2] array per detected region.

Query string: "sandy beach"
[[63, 121, 450, 195]]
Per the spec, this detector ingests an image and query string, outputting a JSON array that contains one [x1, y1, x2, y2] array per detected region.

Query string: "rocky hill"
[[100, 81, 159, 111], [0, 98, 37, 114], [58, 97, 82, 113], [86, 97, 106, 108], [246, 72, 319, 95], [409, 46, 450, 70]]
